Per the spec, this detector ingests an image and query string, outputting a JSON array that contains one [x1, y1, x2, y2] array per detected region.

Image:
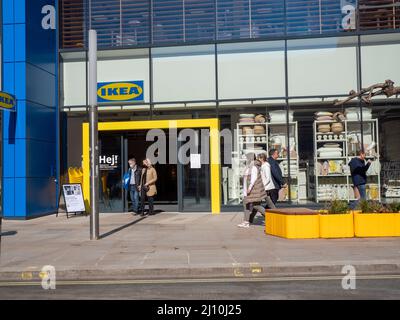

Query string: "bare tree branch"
[[334, 79, 400, 106]]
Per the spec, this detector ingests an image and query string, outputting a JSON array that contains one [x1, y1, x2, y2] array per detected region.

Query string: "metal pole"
[[89, 29, 99, 240]]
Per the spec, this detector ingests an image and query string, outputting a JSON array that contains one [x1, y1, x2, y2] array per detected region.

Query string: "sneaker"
[[237, 222, 250, 228]]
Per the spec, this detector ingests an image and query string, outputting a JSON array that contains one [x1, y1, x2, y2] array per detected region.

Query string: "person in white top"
[[249, 153, 276, 222], [238, 153, 267, 228]]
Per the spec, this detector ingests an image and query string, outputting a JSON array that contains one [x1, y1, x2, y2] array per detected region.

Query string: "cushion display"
[[239, 114, 255, 118], [316, 116, 334, 121], [254, 114, 266, 123], [323, 143, 340, 148], [315, 111, 333, 117], [318, 151, 343, 158], [239, 117, 255, 123], [318, 124, 331, 133]]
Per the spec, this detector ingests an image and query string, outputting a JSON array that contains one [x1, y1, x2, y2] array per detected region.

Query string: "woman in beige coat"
[[139, 158, 157, 216]]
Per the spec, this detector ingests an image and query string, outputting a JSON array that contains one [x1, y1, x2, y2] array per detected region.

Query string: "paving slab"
[[1, 212, 400, 281]]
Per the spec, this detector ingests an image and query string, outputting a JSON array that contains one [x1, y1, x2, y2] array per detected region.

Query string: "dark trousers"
[[140, 192, 154, 214], [269, 189, 279, 205]]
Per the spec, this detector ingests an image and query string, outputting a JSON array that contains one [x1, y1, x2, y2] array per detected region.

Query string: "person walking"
[[268, 148, 286, 205], [126, 158, 142, 215], [257, 152, 276, 210], [237, 153, 267, 228], [349, 150, 372, 209], [139, 158, 158, 216]]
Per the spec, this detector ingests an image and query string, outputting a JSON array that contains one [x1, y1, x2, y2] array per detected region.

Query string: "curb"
[[1, 263, 400, 282]]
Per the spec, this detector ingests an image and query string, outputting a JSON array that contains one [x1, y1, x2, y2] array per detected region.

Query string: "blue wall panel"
[[26, 140, 56, 178], [2, 106, 16, 141], [26, 63, 56, 108], [2, 0, 14, 25], [3, 142, 15, 179], [3, 25, 15, 63], [14, 178, 27, 217], [15, 139, 27, 178], [27, 178, 57, 217], [2, 0, 58, 219], [14, 0, 26, 24], [26, 0, 57, 75], [14, 100, 26, 139], [3, 63, 15, 95], [15, 62, 26, 100], [14, 24, 26, 62], [26, 103, 56, 143], [3, 178, 15, 217]]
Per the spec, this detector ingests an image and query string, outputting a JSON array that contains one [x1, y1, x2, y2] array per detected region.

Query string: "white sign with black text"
[[190, 154, 201, 169], [62, 184, 85, 213]]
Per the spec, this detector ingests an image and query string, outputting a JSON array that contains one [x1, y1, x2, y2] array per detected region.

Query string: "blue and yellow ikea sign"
[[0, 91, 16, 112], [97, 81, 144, 103]]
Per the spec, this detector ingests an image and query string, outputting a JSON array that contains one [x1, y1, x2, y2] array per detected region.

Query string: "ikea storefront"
[[2, 1, 400, 218]]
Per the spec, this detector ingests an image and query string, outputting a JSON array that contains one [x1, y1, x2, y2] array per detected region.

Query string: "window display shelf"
[[233, 117, 300, 203], [316, 157, 347, 160], [314, 117, 381, 203]]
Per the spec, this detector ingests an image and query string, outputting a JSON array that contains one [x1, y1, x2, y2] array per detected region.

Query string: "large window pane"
[[121, 0, 150, 46], [287, 37, 358, 98], [185, 0, 215, 42], [361, 34, 400, 88], [217, 41, 285, 100], [152, 45, 216, 102], [153, 0, 184, 44]]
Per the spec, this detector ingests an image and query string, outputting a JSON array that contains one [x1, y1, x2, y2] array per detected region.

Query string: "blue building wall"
[[2, 0, 59, 218]]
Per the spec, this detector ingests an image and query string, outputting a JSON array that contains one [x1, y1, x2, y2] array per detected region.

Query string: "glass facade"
[[60, 1, 400, 212], [60, 0, 400, 49]]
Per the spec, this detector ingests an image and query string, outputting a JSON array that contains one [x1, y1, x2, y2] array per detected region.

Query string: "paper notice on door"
[[190, 154, 201, 169]]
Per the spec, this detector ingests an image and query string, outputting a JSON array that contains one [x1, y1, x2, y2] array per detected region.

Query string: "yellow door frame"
[[82, 118, 221, 214]]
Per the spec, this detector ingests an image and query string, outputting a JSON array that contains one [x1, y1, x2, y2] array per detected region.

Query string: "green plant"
[[357, 200, 394, 213], [325, 199, 350, 214], [388, 202, 400, 213]]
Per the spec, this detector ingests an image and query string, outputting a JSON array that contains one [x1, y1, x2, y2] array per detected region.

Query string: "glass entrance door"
[[98, 133, 123, 212], [178, 129, 211, 212]]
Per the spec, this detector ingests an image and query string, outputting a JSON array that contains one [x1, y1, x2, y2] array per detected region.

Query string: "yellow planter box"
[[319, 212, 354, 238], [354, 212, 400, 237], [265, 212, 319, 239]]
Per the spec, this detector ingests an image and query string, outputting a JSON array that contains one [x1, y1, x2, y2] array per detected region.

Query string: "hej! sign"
[[0, 92, 16, 111], [97, 81, 144, 103]]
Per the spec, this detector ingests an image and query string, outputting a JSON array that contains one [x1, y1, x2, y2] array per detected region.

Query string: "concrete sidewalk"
[[1, 212, 400, 281]]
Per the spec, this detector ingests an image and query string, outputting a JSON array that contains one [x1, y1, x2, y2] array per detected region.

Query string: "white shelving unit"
[[235, 121, 300, 203], [314, 119, 380, 203]]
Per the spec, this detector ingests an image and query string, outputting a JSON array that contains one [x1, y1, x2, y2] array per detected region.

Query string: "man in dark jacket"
[[127, 158, 142, 214], [349, 150, 372, 208], [268, 148, 286, 205]]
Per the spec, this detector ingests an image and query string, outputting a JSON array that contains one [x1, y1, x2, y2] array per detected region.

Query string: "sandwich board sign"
[[61, 184, 85, 218]]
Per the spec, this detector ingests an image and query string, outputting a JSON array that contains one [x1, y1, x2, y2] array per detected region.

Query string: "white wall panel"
[[218, 43, 285, 99], [152, 45, 215, 102], [288, 46, 358, 97], [361, 44, 400, 87], [63, 61, 86, 106]]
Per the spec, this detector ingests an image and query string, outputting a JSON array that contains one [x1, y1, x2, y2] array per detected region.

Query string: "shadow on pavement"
[[100, 216, 147, 239], [0, 231, 17, 237]]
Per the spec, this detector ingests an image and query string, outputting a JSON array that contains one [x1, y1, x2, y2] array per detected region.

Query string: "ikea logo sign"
[[0, 91, 16, 112], [97, 81, 144, 103]]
